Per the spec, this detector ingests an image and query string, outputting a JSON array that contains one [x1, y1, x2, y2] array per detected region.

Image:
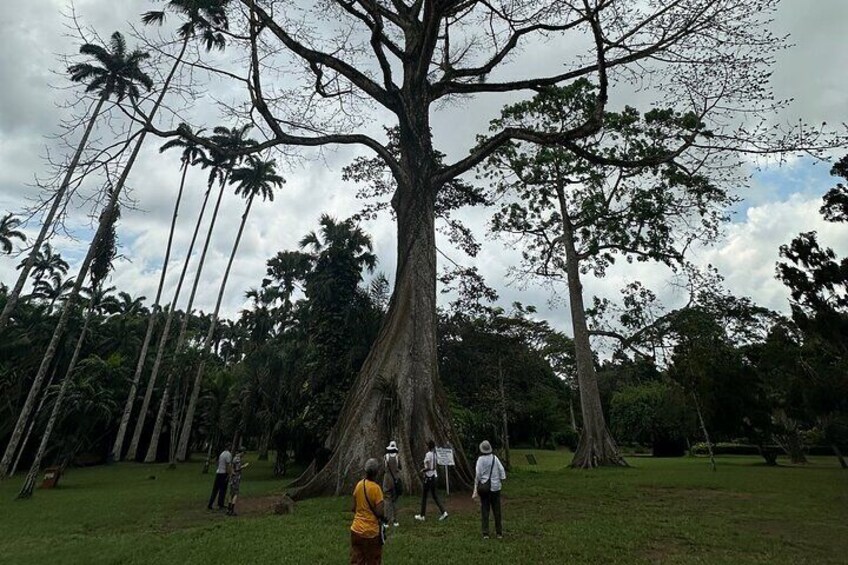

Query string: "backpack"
[[386, 455, 404, 496]]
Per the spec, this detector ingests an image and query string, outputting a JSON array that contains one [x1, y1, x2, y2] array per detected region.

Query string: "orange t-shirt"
[[351, 479, 384, 538]]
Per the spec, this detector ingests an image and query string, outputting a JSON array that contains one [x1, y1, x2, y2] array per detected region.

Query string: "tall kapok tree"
[[173, 156, 283, 462], [483, 84, 733, 467], [137, 125, 257, 463], [111, 124, 207, 462], [0, 32, 150, 333], [153, 0, 836, 494], [0, 213, 26, 255], [777, 156, 848, 468], [18, 196, 120, 498], [0, 32, 155, 479]]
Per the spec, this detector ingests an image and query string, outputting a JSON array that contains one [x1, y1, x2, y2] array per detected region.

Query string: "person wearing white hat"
[[472, 440, 506, 539], [383, 440, 402, 527]]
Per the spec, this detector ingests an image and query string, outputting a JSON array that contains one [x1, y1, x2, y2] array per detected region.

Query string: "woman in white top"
[[472, 440, 506, 539]]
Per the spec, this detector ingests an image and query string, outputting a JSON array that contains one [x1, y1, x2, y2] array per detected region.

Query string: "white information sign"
[[435, 447, 455, 466], [435, 447, 454, 495]]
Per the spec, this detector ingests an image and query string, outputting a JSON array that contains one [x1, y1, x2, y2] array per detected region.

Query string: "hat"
[[386, 440, 398, 452], [479, 440, 493, 454]]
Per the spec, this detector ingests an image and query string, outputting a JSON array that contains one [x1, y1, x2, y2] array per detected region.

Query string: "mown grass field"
[[0, 450, 845, 564]]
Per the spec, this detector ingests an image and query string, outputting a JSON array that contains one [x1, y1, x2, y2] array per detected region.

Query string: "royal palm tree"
[[114, 291, 147, 316], [143, 126, 258, 463], [17, 200, 119, 498], [175, 156, 283, 461], [111, 124, 207, 461], [0, 31, 158, 478], [0, 16, 210, 476], [23, 243, 70, 290], [32, 276, 75, 311], [0, 213, 26, 254], [0, 32, 152, 333], [119, 1, 237, 461]]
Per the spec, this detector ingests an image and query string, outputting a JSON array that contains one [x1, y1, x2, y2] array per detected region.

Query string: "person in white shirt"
[[207, 446, 232, 510], [472, 440, 506, 539], [414, 440, 448, 522]]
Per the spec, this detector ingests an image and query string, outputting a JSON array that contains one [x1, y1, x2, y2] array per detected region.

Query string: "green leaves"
[[67, 31, 153, 101], [485, 85, 729, 280]]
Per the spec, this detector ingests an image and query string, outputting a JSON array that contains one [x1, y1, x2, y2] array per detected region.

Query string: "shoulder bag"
[[476, 455, 497, 496], [362, 480, 388, 545]]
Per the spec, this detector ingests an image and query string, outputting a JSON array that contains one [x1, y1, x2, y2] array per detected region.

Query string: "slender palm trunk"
[[17, 303, 94, 498], [176, 196, 254, 461], [554, 185, 625, 469], [202, 429, 217, 474], [126, 182, 216, 461], [692, 390, 717, 472], [10, 369, 58, 477], [112, 162, 189, 462], [0, 94, 107, 333], [141, 179, 228, 462], [1, 37, 189, 478], [498, 356, 511, 470]]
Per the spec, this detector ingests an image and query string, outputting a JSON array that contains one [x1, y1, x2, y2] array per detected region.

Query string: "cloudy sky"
[[1, 0, 847, 335]]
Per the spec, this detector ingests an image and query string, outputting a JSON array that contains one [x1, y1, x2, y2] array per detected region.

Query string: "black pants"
[[419, 476, 445, 516], [208, 472, 228, 509], [480, 490, 502, 536]]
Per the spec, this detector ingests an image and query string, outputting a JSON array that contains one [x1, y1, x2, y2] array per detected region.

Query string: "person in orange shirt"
[[350, 458, 385, 564]]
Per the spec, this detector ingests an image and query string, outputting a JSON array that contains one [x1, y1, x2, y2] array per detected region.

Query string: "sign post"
[[435, 447, 455, 496]]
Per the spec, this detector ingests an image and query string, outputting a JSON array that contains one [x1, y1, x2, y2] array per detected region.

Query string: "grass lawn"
[[0, 450, 845, 564]]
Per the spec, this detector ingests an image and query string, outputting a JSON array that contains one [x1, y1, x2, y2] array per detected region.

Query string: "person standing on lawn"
[[414, 440, 448, 522], [472, 440, 506, 539], [207, 444, 232, 510], [226, 447, 249, 516], [383, 441, 402, 527], [350, 458, 385, 565]]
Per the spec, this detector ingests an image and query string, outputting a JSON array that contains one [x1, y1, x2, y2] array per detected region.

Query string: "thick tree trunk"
[[112, 162, 189, 462], [556, 188, 626, 469], [288, 183, 473, 499], [0, 94, 106, 333], [175, 196, 254, 462], [18, 303, 94, 498], [136, 180, 226, 462]]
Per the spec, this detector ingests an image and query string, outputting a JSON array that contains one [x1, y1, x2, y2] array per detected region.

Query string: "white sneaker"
[[393, 522, 400, 527], [414, 514, 425, 521], [439, 511, 449, 521]]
